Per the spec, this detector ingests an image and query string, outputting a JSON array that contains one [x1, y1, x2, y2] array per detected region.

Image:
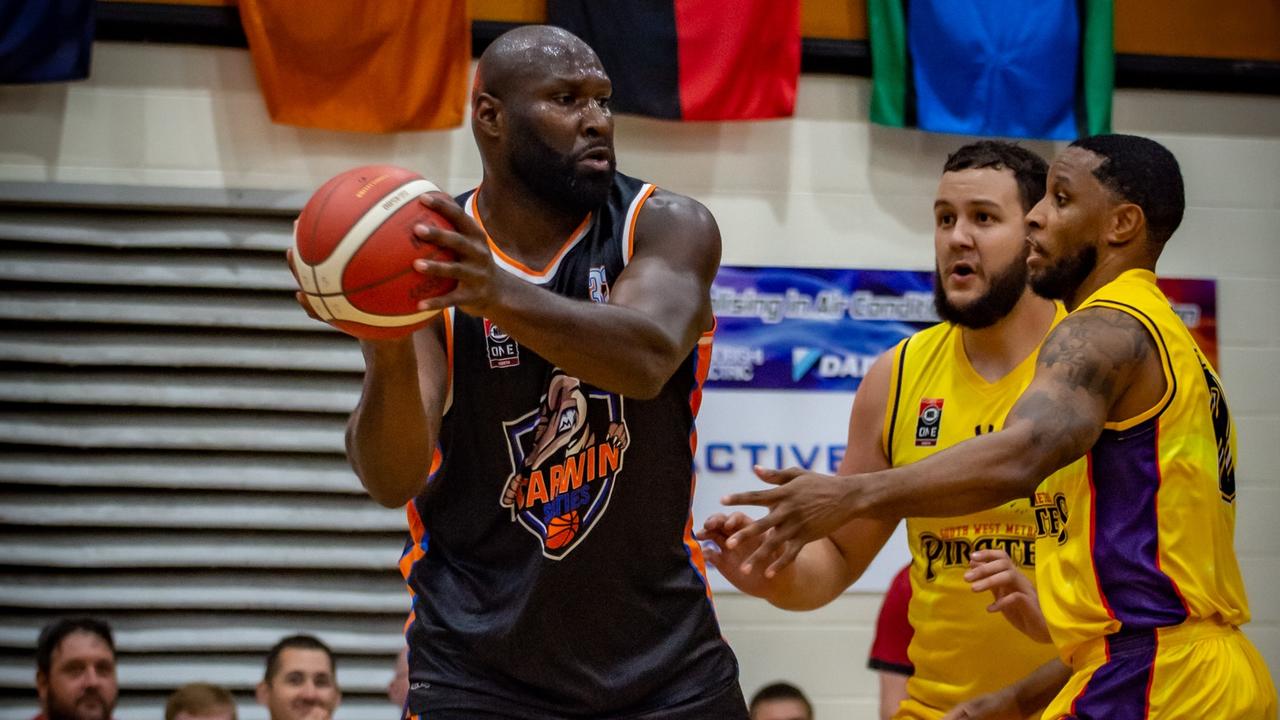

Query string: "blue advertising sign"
[[708, 267, 938, 391]]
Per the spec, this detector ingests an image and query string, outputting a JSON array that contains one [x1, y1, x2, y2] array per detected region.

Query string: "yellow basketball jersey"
[[1035, 269, 1251, 665], [883, 308, 1067, 714]]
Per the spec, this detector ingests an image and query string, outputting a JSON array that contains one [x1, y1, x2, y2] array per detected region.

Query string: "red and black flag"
[[547, 0, 800, 121]]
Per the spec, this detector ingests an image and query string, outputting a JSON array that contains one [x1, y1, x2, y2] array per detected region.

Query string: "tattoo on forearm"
[[1008, 390, 1090, 470]]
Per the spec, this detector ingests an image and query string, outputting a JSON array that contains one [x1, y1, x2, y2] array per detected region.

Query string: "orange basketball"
[[291, 165, 458, 339], [545, 510, 581, 550]]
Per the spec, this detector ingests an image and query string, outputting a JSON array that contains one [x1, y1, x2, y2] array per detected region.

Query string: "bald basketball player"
[[331, 26, 745, 719]]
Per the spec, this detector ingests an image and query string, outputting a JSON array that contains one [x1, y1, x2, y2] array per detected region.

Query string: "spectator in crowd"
[[867, 565, 913, 720], [255, 635, 340, 720], [34, 618, 118, 720], [749, 681, 814, 720], [165, 683, 236, 720]]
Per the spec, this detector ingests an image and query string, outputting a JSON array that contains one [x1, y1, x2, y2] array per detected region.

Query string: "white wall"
[[1, 42, 1277, 718]]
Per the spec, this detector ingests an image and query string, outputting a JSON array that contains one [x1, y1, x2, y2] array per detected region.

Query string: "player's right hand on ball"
[[697, 512, 781, 597], [410, 193, 511, 318]]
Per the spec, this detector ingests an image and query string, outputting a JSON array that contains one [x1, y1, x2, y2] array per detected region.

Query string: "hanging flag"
[[0, 0, 94, 84], [869, 0, 1112, 140], [547, 0, 800, 121], [238, 0, 470, 133]]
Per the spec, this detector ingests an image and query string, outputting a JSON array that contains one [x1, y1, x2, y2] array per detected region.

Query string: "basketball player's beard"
[[1030, 243, 1097, 302], [933, 245, 1029, 330], [508, 121, 615, 218]]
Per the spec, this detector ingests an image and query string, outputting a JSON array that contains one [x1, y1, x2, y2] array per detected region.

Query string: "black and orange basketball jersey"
[[400, 173, 738, 716]]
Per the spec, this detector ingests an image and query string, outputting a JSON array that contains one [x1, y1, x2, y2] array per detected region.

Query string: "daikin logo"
[[791, 347, 823, 382]]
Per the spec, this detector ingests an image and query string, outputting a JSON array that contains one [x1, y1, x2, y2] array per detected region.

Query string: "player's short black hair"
[[1070, 133, 1186, 245], [36, 618, 115, 675], [263, 634, 336, 683], [943, 140, 1048, 213], [749, 681, 813, 718]]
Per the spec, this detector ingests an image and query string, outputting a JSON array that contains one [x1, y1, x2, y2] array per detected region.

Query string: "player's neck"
[[475, 180, 590, 270], [960, 290, 1058, 382], [1063, 253, 1157, 311]]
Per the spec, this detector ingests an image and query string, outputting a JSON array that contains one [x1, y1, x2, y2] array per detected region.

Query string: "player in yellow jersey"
[[701, 141, 1071, 719], [723, 134, 1277, 719]]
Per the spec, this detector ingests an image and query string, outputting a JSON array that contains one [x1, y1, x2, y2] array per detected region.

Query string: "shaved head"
[[476, 25, 603, 100], [471, 25, 616, 217]]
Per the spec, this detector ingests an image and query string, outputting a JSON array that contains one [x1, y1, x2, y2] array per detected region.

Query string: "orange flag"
[[239, 0, 470, 133]]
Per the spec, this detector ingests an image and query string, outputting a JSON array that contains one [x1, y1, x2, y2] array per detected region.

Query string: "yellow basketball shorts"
[[1043, 622, 1276, 719]]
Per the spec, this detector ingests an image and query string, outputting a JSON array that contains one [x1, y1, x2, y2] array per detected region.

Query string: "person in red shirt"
[[868, 565, 914, 720]]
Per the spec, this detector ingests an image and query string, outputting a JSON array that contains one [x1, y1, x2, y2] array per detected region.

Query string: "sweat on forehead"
[[476, 25, 602, 96]]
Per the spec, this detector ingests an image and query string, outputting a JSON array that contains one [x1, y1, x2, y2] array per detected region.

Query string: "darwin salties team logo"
[[499, 370, 629, 559]]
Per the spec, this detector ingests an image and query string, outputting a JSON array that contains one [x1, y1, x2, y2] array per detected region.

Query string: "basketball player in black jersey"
[[316, 25, 745, 720]]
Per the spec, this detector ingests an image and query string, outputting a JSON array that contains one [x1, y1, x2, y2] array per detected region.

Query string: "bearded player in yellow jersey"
[[701, 141, 1072, 719], [724, 135, 1276, 719]]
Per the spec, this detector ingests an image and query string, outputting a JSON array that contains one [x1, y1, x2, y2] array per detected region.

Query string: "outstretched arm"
[[413, 191, 719, 398], [724, 307, 1161, 574], [699, 351, 899, 607]]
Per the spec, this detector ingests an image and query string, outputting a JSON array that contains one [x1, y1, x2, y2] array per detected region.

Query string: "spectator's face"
[[37, 631, 118, 720], [256, 649, 340, 720], [751, 698, 811, 720]]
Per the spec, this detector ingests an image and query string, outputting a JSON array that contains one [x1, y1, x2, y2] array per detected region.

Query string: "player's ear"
[[473, 92, 503, 139], [1109, 202, 1144, 247]]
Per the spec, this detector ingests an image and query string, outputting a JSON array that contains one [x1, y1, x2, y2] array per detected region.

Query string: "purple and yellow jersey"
[[883, 307, 1069, 716], [1035, 269, 1250, 664]]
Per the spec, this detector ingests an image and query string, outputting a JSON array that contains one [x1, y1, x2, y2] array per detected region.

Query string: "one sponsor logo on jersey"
[[915, 398, 944, 446], [499, 370, 628, 559], [484, 318, 520, 369], [919, 523, 1037, 581], [1033, 491, 1069, 545], [791, 347, 877, 382], [588, 266, 610, 304]]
